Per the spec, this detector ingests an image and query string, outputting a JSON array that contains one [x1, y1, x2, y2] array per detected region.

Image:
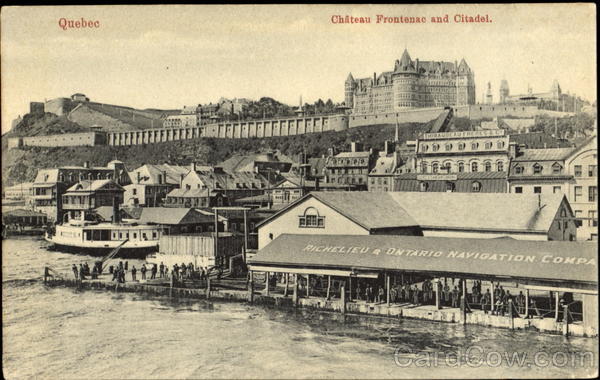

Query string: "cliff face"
[[2, 122, 430, 186]]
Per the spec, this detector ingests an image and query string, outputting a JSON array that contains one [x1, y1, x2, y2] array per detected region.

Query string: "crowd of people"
[[72, 259, 214, 286]]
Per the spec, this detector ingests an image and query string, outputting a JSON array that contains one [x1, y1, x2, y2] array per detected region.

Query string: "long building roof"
[[249, 234, 597, 285]]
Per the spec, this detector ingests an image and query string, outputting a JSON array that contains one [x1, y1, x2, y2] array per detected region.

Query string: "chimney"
[[180, 174, 185, 188], [190, 162, 196, 172], [112, 196, 120, 224], [315, 177, 320, 191], [373, 72, 377, 84], [163, 170, 167, 185], [351, 142, 357, 152], [83, 161, 90, 168], [136, 171, 141, 183]]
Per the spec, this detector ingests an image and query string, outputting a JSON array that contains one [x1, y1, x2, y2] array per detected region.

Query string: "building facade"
[[564, 136, 597, 240], [345, 49, 476, 114], [32, 160, 130, 222], [508, 148, 575, 196], [325, 143, 375, 190], [62, 180, 125, 221], [124, 164, 190, 206]]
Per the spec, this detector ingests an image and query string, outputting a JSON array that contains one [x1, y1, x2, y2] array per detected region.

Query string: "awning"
[[249, 234, 598, 285]]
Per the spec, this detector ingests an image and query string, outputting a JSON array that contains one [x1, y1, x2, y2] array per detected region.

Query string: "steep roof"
[[33, 169, 59, 184], [514, 148, 575, 161], [258, 191, 569, 234], [138, 207, 213, 225], [387, 192, 566, 233], [370, 156, 396, 175], [304, 192, 418, 230], [129, 164, 190, 185], [65, 180, 123, 193]]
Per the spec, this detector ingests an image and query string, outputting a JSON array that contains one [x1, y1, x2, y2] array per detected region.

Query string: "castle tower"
[[485, 82, 493, 104], [551, 79, 562, 102], [392, 49, 419, 110], [344, 73, 355, 109], [499, 79, 510, 104]]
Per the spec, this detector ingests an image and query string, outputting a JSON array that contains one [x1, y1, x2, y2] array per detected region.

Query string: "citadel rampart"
[[8, 104, 568, 150]]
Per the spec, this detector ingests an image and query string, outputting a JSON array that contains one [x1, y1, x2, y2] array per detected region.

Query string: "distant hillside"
[[2, 122, 430, 186], [6, 112, 90, 137]]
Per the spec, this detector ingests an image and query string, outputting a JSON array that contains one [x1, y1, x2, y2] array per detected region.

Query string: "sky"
[[1, 4, 596, 134]]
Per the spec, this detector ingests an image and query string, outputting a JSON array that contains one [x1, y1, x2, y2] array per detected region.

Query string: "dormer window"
[[514, 165, 524, 174], [533, 163, 543, 174], [552, 162, 563, 175]]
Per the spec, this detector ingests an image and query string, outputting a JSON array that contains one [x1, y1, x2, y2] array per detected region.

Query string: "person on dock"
[[482, 289, 491, 313], [377, 286, 384, 303], [112, 267, 119, 281], [517, 291, 526, 314], [141, 264, 147, 280], [413, 285, 420, 305], [91, 265, 98, 279], [173, 264, 179, 280], [151, 264, 157, 279], [118, 268, 126, 283], [79, 264, 86, 281], [443, 282, 450, 306], [72, 264, 79, 280], [124, 261, 129, 272], [451, 286, 459, 308], [159, 262, 165, 278], [131, 266, 137, 281], [83, 263, 90, 276]]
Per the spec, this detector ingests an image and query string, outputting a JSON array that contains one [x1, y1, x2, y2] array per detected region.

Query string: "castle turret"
[[344, 72, 355, 109], [499, 79, 510, 104], [485, 82, 493, 104]]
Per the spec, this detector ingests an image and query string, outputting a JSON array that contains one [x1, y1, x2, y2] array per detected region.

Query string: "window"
[[299, 207, 324, 228], [445, 143, 452, 151], [589, 210, 597, 227], [514, 165, 523, 174], [471, 181, 481, 192], [458, 143, 465, 151], [589, 186, 597, 202], [552, 163, 562, 175], [432, 144, 439, 152], [471, 162, 478, 172], [445, 182, 455, 192], [484, 141, 492, 149], [471, 142, 479, 150], [421, 162, 428, 173], [432, 163, 439, 173], [533, 164, 543, 174], [458, 162, 464, 173], [534, 186, 542, 194], [484, 162, 492, 172], [419, 182, 429, 192], [553, 186, 562, 194], [132, 188, 137, 195], [497, 141, 505, 149], [589, 165, 597, 177], [574, 165, 582, 177], [497, 162, 504, 172], [574, 186, 583, 202], [515, 186, 523, 194]]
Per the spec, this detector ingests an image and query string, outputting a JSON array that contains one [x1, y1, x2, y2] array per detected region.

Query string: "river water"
[[2, 237, 598, 379]]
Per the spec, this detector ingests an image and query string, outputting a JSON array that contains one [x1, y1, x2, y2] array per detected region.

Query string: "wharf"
[[43, 270, 596, 338]]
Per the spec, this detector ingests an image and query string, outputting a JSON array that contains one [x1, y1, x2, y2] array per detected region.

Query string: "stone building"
[[562, 136, 596, 240], [345, 49, 475, 114], [124, 164, 190, 206], [325, 142, 376, 190]]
